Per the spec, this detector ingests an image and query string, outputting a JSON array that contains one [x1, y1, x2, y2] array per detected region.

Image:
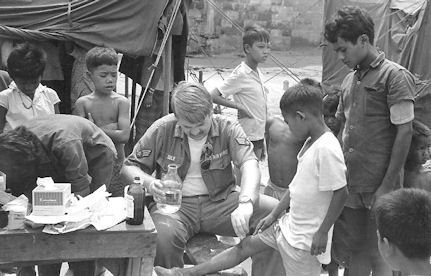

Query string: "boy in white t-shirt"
[[155, 82, 349, 276]]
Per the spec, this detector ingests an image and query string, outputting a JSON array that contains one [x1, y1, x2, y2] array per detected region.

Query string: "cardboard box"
[[32, 183, 71, 216]]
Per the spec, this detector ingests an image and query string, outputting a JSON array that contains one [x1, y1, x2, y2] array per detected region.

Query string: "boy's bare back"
[[265, 117, 304, 189]]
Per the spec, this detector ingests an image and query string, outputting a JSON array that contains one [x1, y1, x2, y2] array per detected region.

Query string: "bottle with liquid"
[[125, 176, 145, 225], [158, 164, 182, 214]]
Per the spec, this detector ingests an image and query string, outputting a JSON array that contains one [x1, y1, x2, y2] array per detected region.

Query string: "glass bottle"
[[158, 164, 182, 214], [125, 176, 145, 225]]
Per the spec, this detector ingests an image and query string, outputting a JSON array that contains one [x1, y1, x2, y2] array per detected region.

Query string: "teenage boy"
[[73, 47, 131, 197], [374, 188, 431, 275], [210, 24, 270, 161], [155, 82, 348, 276], [324, 6, 415, 276]]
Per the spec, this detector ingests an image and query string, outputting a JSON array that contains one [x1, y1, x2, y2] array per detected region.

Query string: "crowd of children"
[[0, 4, 430, 276]]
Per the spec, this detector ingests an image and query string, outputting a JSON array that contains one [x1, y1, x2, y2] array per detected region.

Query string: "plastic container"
[[158, 164, 182, 214], [125, 176, 145, 225]]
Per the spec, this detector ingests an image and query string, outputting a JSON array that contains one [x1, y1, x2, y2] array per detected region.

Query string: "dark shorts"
[[332, 207, 378, 268]]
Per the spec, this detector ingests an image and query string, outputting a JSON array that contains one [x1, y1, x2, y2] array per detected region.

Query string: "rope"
[[130, 0, 182, 128], [0, 25, 66, 41]]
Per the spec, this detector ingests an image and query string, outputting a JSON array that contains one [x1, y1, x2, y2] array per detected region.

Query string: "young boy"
[[404, 120, 431, 192], [324, 6, 415, 275], [263, 78, 320, 200], [73, 47, 130, 197], [155, 82, 348, 276], [374, 188, 431, 275], [0, 42, 60, 133], [264, 117, 303, 200], [210, 24, 270, 160]]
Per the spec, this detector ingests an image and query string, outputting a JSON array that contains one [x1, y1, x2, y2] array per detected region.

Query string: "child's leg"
[[155, 235, 273, 276]]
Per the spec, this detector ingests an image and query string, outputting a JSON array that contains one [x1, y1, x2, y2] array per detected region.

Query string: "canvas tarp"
[[0, 0, 169, 56], [322, 0, 431, 128], [322, 0, 431, 85]]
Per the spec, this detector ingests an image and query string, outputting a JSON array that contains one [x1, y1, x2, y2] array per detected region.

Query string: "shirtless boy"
[[264, 117, 303, 200], [73, 46, 131, 196]]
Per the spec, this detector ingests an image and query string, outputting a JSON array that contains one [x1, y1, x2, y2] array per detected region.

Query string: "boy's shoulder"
[[110, 92, 129, 102]]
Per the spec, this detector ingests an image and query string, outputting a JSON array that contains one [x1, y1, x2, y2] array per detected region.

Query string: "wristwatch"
[[238, 195, 253, 204]]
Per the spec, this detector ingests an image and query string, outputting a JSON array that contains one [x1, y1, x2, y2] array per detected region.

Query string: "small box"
[[32, 183, 71, 216]]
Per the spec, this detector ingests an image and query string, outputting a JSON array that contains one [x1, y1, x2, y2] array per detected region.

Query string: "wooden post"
[[124, 75, 129, 98], [162, 35, 172, 116]]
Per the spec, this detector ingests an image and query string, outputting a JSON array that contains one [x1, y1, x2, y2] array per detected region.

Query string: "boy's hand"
[[253, 213, 276, 235], [310, 230, 328, 256]]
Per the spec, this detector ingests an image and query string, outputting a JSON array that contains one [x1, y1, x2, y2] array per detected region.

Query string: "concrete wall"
[[187, 0, 323, 55]]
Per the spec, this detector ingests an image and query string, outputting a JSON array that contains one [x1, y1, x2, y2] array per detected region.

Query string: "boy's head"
[[85, 47, 118, 94], [406, 120, 431, 169], [324, 6, 375, 69], [242, 24, 270, 64], [0, 126, 42, 196], [171, 82, 213, 140], [279, 81, 324, 140], [7, 42, 46, 96], [374, 188, 431, 271]]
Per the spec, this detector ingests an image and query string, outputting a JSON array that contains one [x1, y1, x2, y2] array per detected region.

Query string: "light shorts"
[[258, 221, 321, 276]]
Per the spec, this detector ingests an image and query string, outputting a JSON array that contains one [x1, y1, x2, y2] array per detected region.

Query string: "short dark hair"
[[324, 6, 375, 45], [280, 81, 323, 117], [299, 78, 321, 88], [374, 188, 431, 260], [7, 42, 46, 79], [85, 47, 118, 72], [0, 126, 42, 161], [243, 24, 270, 49]]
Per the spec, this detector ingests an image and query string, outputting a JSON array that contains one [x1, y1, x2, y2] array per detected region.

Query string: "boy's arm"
[[210, 88, 253, 118], [99, 98, 131, 144], [0, 106, 6, 133], [310, 186, 348, 255], [254, 188, 290, 234], [264, 118, 274, 150], [72, 98, 86, 117], [374, 121, 412, 201]]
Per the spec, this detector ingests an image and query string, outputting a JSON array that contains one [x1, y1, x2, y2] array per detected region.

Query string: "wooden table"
[[0, 208, 157, 276]]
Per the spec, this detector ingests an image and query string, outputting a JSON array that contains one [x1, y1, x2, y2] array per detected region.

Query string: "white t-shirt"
[[0, 82, 60, 132], [280, 132, 347, 264], [182, 136, 209, 196], [217, 62, 268, 141]]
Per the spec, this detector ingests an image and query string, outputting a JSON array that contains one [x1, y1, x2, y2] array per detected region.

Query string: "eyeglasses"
[[200, 143, 213, 170]]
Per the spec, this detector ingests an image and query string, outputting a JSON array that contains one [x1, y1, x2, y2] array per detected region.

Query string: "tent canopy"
[[0, 0, 170, 56]]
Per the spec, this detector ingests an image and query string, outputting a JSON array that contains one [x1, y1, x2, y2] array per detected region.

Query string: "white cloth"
[[0, 82, 60, 132], [217, 62, 268, 141], [182, 136, 209, 196], [280, 132, 347, 264]]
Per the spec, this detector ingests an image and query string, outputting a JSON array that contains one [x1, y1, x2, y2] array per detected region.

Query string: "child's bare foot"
[[154, 266, 187, 276]]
